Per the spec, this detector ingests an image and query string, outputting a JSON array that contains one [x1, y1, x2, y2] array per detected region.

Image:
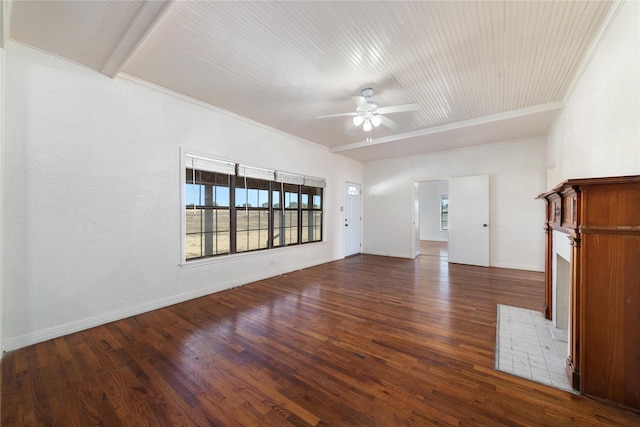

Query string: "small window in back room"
[[440, 196, 449, 231]]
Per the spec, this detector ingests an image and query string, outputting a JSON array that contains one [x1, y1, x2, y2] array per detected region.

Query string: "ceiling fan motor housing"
[[357, 100, 379, 113]]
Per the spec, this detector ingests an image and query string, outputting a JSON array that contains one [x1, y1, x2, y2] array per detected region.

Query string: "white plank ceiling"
[[6, 0, 619, 162]]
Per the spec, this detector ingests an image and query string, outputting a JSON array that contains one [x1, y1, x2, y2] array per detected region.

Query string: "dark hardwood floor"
[[3, 255, 639, 426]]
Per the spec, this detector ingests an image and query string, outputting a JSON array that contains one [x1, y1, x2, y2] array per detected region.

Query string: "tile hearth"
[[496, 304, 573, 392]]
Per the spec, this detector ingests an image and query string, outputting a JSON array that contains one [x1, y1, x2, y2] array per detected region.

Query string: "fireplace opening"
[[555, 255, 570, 331], [550, 254, 570, 354]]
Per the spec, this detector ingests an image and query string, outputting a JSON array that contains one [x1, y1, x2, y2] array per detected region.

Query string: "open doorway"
[[418, 180, 449, 259], [414, 175, 489, 265]]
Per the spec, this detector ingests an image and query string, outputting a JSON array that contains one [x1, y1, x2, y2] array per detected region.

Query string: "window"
[[440, 196, 449, 231], [301, 185, 323, 243], [235, 176, 270, 253], [185, 169, 231, 259], [184, 153, 325, 262], [273, 183, 300, 247]]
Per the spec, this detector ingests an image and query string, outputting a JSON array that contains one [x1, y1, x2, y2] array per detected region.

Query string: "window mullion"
[[280, 182, 285, 247], [204, 184, 214, 257], [268, 181, 274, 248], [230, 175, 237, 254], [297, 185, 302, 245]]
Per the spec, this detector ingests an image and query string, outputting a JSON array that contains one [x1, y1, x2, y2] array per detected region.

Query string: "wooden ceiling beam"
[[331, 101, 565, 153], [100, 0, 174, 78]]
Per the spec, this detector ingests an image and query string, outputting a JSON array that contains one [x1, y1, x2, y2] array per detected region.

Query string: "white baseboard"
[[361, 251, 414, 259], [3, 257, 334, 352], [490, 262, 544, 272]]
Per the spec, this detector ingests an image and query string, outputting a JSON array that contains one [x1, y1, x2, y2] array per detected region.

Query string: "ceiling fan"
[[317, 88, 421, 133]]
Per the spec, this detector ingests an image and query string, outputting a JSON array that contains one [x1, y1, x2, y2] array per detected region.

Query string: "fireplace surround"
[[538, 175, 640, 410]]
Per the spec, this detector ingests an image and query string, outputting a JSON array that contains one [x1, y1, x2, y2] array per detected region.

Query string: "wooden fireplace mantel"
[[538, 175, 640, 410]]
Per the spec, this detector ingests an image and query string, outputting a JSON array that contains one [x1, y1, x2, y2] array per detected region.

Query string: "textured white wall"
[[0, 47, 4, 353], [3, 43, 362, 351], [419, 180, 448, 242], [547, 1, 639, 185], [364, 138, 547, 271]]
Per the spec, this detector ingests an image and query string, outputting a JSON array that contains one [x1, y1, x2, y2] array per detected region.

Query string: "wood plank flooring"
[[419, 240, 448, 258], [3, 255, 640, 426]]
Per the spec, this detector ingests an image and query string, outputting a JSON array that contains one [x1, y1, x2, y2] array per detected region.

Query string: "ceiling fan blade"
[[316, 112, 357, 119], [379, 116, 402, 132], [352, 96, 370, 111], [376, 103, 421, 115]]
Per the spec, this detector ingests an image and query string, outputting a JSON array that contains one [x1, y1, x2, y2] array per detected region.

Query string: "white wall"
[[419, 180, 448, 241], [0, 46, 4, 354], [547, 0, 639, 185], [363, 138, 547, 271], [2, 43, 363, 351]]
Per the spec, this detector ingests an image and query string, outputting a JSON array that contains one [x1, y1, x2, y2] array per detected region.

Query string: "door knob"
[[345, 224, 349, 227], [483, 224, 488, 227]]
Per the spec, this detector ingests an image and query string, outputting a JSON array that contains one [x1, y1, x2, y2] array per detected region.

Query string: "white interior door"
[[448, 175, 490, 267], [412, 182, 421, 257], [344, 182, 361, 257]]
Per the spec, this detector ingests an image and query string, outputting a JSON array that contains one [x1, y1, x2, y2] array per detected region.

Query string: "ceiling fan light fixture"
[[317, 87, 420, 134]]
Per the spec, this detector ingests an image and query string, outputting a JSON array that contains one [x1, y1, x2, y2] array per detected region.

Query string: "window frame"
[[440, 195, 449, 231], [234, 176, 271, 254], [181, 150, 325, 265], [301, 185, 323, 244], [185, 168, 232, 260], [280, 183, 301, 247]]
